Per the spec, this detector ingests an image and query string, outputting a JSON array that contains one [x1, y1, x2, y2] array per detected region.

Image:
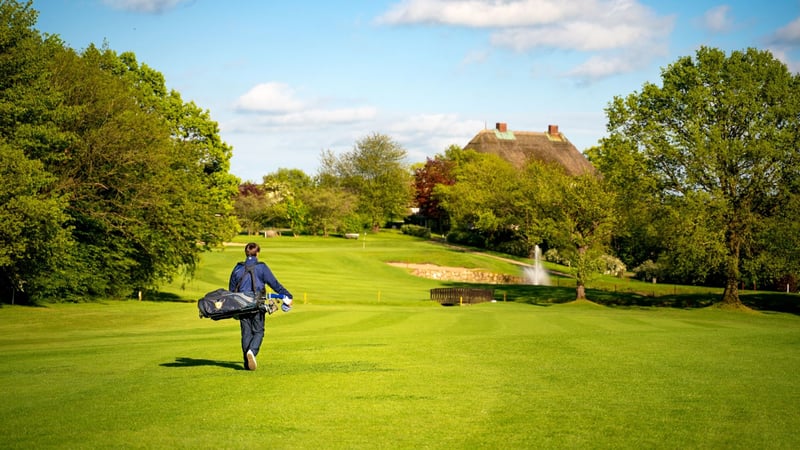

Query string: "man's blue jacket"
[[229, 256, 292, 299]]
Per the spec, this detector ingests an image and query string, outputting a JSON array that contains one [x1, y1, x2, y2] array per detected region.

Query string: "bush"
[[341, 214, 366, 234], [601, 254, 627, 278], [545, 248, 566, 264], [633, 260, 660, 282], [446, 230, 485, 248], [400, 224, 431, 239], [494, 239, 531, 258]]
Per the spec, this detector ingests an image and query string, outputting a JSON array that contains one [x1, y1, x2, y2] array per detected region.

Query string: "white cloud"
[[226, 106, 379, 133], [566, 53, 640, 80], [377, 0, 578, 27], [701, 5, 733, 33], [234, 83, 307, 113], [229, 82, 379, 133], [769, 16, 800, 46], [491, 20, 662, 52], [765, 17, 800, 74], [102, 0, 191, 14], [385, 114, 484, 161], [377, 0, 675, 81], [255, 107, 379, 126]]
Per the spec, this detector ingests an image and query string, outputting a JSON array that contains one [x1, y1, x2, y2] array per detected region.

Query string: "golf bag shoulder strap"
[[233, 262, 258, 294]]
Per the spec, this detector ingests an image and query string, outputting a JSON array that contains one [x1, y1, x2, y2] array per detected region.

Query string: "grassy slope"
[[1, 232, 799, 448], [159, 232, 526, 305]]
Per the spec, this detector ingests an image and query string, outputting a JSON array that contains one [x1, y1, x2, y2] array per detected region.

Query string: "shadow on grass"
[[439, 281, 799, 314], [144, 291, 191, 303], [160, 357, 243, 370], [592, 289, 799, 314], [738, 292, 800, 315]]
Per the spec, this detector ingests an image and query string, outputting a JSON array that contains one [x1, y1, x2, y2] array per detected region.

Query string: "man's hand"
[[281, 296, 293, 312]]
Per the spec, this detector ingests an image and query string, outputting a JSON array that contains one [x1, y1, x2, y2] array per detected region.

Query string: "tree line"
[[1, 1, 239, 303], [3, 1, 798, 308], [425, 47, 800, 307], [238, 47, 800, 308], [234, 133, 412, 237]]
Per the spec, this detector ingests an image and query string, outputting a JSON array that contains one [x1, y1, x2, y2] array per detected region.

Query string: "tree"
[[0, 143, 72, 303], [234, 182, 270, 235], [318, 133, 412, 231], [262, 168, 313, 234], [263, 168, 314, 193], [0, 0, 82, 302], [602, 47, 800, 308], [436, 151, 532, 254], [748, 188, 800, 291], [84, 46, 240, 248], [301, 186, 356, 237], [413, 152, 455, 233], [233, 170, 315, 236], [524, 161, 617, 300], [47, 46, 205, 295], [588, 138, 732, 286], [0, 1, 240, 302], [585, 138, 664, 269]]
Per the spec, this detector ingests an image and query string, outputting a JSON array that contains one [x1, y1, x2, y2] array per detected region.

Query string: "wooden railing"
[[430, 288, 494, 306]]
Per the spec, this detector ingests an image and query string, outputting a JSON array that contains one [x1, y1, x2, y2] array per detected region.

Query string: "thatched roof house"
[[463, 123, 594, 176]]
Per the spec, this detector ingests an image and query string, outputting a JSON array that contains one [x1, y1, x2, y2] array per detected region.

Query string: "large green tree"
[[0, 1, 239, 302], [319, 133, 412, 231], [0, 142, 72, 303], [301, 185, 356, 237], [599, 47, 800, 307], [83, 46, 240, 249], [43, 46, 199, 296], [585, 138, 663, 270], [0, 0, 76, 302], [523, 161, 617, 300], [262, 168, 313, 234], [436, 150, 532, 253]]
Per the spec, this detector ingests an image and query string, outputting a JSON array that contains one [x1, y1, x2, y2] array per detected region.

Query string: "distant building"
[[463, 123, 595, 176]]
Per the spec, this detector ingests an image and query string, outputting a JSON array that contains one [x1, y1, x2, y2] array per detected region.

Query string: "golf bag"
[[197, 289, 267, 320], [197, 263, 272, 320]]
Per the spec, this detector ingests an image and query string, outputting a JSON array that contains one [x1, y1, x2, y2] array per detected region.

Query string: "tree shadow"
[[585, 289, 717, 309], [441, 281, 576, 306], [739, 292, 800, 315], [143, 291, 190, 303], [440, 281, 799, 314], [160, 357, 243, 370], [585, 289, 799, 314]]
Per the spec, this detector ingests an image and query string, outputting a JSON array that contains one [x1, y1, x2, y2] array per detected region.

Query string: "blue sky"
[[35, 0, 800, 182]]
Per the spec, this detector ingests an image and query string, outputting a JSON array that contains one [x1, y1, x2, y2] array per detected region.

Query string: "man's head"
[[245, 242, 260, 257]]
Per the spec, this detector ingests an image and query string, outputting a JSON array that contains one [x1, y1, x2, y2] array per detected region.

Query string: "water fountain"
[[523, 244, 551, 286]]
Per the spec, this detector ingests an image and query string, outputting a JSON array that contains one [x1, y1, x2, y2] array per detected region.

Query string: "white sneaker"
[[246, 350, 257, 371]]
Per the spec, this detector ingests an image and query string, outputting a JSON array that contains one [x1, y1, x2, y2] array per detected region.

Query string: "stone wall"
[[389, 263, 521, 284]]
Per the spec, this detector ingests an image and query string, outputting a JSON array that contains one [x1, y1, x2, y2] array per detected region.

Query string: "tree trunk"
[[721, 277, 742, 306], [576, 282, 586, 300], [575, 245, 588, 300], [721, 233, 745, 308]]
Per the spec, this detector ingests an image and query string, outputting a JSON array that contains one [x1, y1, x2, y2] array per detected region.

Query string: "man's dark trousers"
[[240, 310, 265, 369]]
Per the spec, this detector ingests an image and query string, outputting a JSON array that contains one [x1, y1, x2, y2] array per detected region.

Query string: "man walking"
[[228, 242, 293, 371]]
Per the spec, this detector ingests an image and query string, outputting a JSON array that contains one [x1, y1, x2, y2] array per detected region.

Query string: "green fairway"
[[1, 233, 799, 448], [158, 232, 529, 306]]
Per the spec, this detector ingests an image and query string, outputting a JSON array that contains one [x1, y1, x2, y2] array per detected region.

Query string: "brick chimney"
[[496, 122, 508, 132], [547, 124, 559, 135]]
